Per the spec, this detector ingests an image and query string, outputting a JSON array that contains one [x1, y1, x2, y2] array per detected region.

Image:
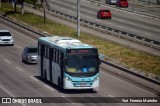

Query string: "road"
[[47, 0, 160, 42], [0, 20, 159, 106], [94, 0, 160, 17]]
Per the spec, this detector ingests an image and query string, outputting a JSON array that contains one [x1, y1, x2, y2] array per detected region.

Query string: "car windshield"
[[0, 32, 11, 36], [66, 54, 97, 73], [102, 10, 110, 12], [121, 0, 127, 1], [28, 48, 37, 53]]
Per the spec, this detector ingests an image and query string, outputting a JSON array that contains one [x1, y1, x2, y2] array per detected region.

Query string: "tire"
[[98, 14, 101, 19], [22, 55, 24, 62], [58, 77, 61, 88], [58, 77, 63, 91], [44, 70, 47, 79], [97, 14, 99, 19]]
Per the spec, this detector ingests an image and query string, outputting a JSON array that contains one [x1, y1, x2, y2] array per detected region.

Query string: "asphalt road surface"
[[48, 0, 160, 42], [0, 22, 159, 106]]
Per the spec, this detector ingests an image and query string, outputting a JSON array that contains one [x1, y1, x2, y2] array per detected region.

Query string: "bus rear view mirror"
[[64, 57, 67, 64]]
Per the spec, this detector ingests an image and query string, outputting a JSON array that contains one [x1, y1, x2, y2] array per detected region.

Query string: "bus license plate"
[[80, 83, 86, 86]]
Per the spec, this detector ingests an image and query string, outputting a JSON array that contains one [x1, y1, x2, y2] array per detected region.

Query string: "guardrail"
[[25, 3, 160, 51], [0, 14, 159, 92], [101, 60, 160, 92], [0, 15, 46, 38], [86, 0, 160, 19]]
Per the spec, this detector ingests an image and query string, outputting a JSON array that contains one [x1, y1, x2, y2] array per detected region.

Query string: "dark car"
[[106, 0, 117, 5], [97, 9, 112, 19], [116, 0, 128, 8], [22, 46, 37, 64]]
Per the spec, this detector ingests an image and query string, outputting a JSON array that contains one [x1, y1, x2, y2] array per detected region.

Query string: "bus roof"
[[38, 36, 96, 50]]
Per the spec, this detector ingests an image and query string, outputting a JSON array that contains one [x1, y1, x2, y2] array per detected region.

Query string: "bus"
[[38, 36, 100, 90]]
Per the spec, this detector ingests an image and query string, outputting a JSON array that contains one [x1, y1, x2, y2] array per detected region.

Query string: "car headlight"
[[28, 56, 31, 58]]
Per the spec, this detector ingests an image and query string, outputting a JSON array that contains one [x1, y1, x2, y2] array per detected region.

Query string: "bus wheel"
[[44, 70, 47, 79], [58, 77, 63, 91]]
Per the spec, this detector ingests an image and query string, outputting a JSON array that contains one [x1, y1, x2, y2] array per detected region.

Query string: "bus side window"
[[56, 50, 58, 63], [53, 49, 55, 62], [58, 51, 61, 64], [47, 47, 49, 59], [38, 42, 41, 55]]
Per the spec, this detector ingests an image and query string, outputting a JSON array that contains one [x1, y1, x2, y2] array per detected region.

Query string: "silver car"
[[22, 46, 37, 64]]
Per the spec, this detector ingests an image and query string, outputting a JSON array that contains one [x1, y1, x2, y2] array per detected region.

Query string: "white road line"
[[101, 71, 156, 96], [61, 95, 75, 104], [3, 59, 11, 64], [118, 26, 125, 29], [44, 84, 54, 91], [15, 45, 21, 49], [0, 85, 27, 106], [30, 76, 38, 82], [145, 33, 153, 36], [108, 95, 114, 97], [130, 29, 138, 32], [0, 85, 15, 97], [16, 67, 24, 72]]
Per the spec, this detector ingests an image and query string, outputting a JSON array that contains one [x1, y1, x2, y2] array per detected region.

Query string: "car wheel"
[[22, 55, 24, 62], [98, 15, 101, 19], [97, 14, 99, 19]]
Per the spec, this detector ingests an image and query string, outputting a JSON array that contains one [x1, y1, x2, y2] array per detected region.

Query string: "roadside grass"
[[1, 3, 160, 76]]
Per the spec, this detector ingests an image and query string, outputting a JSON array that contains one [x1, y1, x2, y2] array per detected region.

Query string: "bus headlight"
[[94, 76, 99, 81], [65, 77, 72, 82]]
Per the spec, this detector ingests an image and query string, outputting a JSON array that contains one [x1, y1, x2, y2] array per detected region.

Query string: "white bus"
[[38, 36, 100, 90]]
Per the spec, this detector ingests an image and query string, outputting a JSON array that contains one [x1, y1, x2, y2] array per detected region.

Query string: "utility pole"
[[77, 0, 80, 37], [132, 0, 135, 11], [0, 0, 1, 8], [14, 0, 17, 13]]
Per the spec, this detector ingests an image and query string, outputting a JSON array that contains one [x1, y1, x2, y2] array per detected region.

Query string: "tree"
[[13, 0, 24, 14], [41, 0, 50, 23]]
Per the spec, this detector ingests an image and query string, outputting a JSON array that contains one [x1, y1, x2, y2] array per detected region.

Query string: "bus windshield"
[[66, 54, 98, 74]]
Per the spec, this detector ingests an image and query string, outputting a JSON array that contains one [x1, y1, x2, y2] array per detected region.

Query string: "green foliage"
[[0, 2, 160, 76]]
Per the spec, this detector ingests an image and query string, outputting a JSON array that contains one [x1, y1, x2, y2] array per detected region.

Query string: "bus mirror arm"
[[64, 57, 67, 64]]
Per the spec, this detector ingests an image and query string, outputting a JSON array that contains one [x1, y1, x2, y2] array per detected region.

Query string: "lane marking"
[[3, 59, 11, 64], [16, 67, 24, 72], [130, 29, 139, 32], [0, 85, 15, 97], [145, 33, 153, 36], [108, 95, 114, 97], [101, 71, 156, 96], [44, 84, 54, 91], [118, 26, 125, 29], [15, 45, 21, 49], [0, 85, 26, 106], [61, 95, 75, 104], [30, 76, 38, 82]]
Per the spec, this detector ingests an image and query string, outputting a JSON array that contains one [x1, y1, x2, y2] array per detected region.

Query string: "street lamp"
[[77, 0, 80, 37]]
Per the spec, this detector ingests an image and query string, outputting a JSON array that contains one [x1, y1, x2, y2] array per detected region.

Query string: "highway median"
[[0, 2, 160, 80]]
